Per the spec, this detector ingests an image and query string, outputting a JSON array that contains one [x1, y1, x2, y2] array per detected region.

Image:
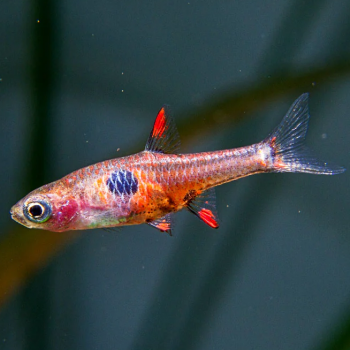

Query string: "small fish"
[[11, 94, 345, 235]]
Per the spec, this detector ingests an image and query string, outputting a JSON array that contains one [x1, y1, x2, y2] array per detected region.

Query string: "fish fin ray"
[[145, 106, 180, 154], [265, 93, 345, 175], [186, 188, 220, 229], [148, 213, 173, 236], [102, 227, 122, 234]]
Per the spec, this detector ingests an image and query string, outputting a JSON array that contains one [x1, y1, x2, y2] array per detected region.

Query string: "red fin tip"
[[155, 221, 171, 232], [152, 108, 167, 137], [145, 106, 180, 154], [198, 208, 219, 229]]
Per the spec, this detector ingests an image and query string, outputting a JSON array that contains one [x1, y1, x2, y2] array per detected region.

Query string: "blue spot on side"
[[107, 170, 138, 197]]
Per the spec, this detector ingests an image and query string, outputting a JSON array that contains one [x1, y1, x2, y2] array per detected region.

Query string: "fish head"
[[10, 182, 79, 232]]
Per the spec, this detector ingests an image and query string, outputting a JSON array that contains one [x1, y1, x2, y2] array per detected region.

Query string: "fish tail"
[[264, 93, 345, 175]]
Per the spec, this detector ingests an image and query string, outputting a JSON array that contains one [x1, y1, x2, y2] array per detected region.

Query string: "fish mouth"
[[10, 205, 28, 227]]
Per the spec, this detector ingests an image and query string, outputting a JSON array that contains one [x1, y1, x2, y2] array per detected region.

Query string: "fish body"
[[11, 94, 345, 234]]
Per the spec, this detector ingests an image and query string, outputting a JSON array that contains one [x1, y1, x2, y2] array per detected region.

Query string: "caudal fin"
[[265, 93, 345, 175]]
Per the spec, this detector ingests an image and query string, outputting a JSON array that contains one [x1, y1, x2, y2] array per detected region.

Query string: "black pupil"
[[29, 205, 43, 217]]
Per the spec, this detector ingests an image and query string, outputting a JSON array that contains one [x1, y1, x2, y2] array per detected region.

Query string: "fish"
[[10, 93, 345, 235]]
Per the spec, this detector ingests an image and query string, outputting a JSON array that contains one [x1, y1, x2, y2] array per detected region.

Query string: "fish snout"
[[10, 203, 28, 227]]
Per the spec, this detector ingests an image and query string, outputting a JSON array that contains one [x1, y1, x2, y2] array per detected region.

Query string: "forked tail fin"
[[265, 93, 345, 175]]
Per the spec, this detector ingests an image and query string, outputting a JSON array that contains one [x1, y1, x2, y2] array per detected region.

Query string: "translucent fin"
[[102, 227, 121, 234], [147, 213, 173, 236], [186, 188, 220, 229], [265, 93, 345, 175], [145, 106, 180, 154]]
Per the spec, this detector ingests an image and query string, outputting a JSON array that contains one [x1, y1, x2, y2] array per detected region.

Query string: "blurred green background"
[[1, 0, 350, 349]]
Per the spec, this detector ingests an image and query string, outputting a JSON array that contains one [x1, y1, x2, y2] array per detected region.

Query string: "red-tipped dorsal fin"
[[145, 106, 180, 154], [152, 107, 166, 138], [147, 213, 173, 236], [185, 188, 220, 229]]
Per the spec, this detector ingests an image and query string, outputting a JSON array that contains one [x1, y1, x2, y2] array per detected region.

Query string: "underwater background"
[[1, 0, 350, 349]]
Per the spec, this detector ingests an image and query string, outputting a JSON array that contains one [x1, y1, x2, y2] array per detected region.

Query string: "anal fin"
[[186, 188, 219, 229], [147, 213, 173, 236]]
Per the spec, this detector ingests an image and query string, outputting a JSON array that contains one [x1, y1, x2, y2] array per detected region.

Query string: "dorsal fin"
[[147, 213, 173, 236], [185, 188, 220, 229], [145, 106, 180, 154]]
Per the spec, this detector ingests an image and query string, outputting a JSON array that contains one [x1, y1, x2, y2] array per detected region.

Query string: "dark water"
[[1, 1, 350, 349]]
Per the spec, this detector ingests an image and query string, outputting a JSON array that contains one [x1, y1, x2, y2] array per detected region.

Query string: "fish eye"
[[23, 200, 52, 223]]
